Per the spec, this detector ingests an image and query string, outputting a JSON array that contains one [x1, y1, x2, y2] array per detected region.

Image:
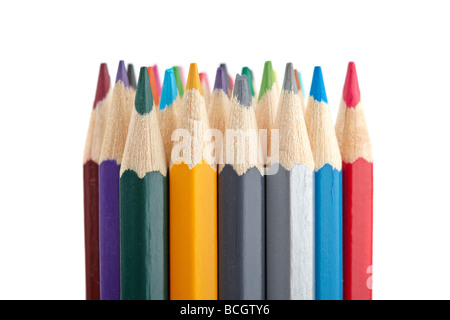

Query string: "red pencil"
[[83, 63, 111, 300], [338, 62, 373, 300]]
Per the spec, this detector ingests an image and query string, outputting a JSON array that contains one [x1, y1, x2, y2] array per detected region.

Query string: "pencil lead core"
[[116, 60, 130, 88], [213, 67, 228, 95], [172, 66, 185, 98], [309, 66, 328, 103], [343, 62, 361, 108], [127, 64, 137, 90], [186, 63, 203, 95], [160, 68, 178, 111], [241, 67, 255, 97], [135, 67, 154, 115], [282, 63, 298, 93], [258, 61, 275, 101], [219, 63, 231, 93], [94, 63, 111, 109], [233, 74, 252, 107]]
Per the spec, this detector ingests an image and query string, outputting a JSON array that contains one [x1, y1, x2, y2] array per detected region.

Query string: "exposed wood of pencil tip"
[[99, 62, 134, 165], [84, 64, 112, 164], [175, 63, 214, 169], [340, 62, 373, 163], [220, 74, 262, 176], [121, 67, 167, 178], [275, 63, 314, 171], [305, 67, 341, 171]]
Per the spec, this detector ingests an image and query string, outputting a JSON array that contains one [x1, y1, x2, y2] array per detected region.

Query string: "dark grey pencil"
[[218, 74, 265, 300]]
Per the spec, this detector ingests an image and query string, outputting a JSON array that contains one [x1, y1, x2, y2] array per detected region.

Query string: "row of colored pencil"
[[83, 60, 373, 300]]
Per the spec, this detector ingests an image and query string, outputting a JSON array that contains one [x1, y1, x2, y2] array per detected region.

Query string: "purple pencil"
[[98, 60, 134, 300]]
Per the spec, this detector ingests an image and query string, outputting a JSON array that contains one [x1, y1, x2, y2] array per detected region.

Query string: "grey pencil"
[[266, 63, 315, 300]]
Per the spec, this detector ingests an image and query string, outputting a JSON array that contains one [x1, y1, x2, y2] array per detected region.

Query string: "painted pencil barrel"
[[343, 159, 373, 300], [266, 164, 315, 300], [170, 161, 217, 300], [315, 164, 343, 300], [99, 160, 121, 300], [120, 171, 168, 300], [218, 166, 265, 300], [83, 160, 100, 300]]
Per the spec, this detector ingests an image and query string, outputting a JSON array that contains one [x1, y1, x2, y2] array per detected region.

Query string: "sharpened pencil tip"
[[153, 64, 162, 96], [258, 61, 275, 101], [219, 63, 231, 93], [294, 68, 301, 91], [186, 63, 203, 95], [173, 66, 185, 98], [309, 66, 328, 103], [135, 67, 154, 115], [199, 73, 210, 92], [241, 67, 255, 97], [116, 60, 130, 88], [343, 62, 361, 108], [94, 63, 111, 109], [160, 68, 178, 111], [147, 66, 160, 106], [233, 74, 252, 107], [127, 64, 137, 90], [282, 63, 298, 94], [214, 67, 228, 95]]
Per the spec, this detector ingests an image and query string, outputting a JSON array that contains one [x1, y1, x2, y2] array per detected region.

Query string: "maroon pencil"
[[83, 63, 111, 300]]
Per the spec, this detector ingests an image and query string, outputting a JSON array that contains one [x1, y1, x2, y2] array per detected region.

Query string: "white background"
[[0, 0, 448, 300]]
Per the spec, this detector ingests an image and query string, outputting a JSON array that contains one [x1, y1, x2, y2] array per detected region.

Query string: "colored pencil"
[[208, 67, 229, 135], [98, 60, 134, 300], [170, 63, 217, 300], [127, 64, 137, 90], [179, 66, 186, 87], [199, 72, 211, 108], [241, 66, 255, 98], [228, 74, 234, 92], [220, 63, 232, 97], [159, 68, 180, 166], [83, 63, 111, 300], [153, 64, 162, 97], [120, 67, 169, 300], [338, 62, 373, 300], [255, 61, 279, 159], [305, 66, 343, 300], [250, 68, 258, 98], [147, 66, 160, 107], [218, 74, 265, 300], [267, 63, 315, 300], [298, 70, 305, 98], [173, 66, 185, 98], [273, 69, 280, 93], [294, 68, 306, 113]]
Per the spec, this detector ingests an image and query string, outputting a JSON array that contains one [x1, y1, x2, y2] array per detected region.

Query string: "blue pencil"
[[305, 66, 343, 300], [158, 68, 180, 166]]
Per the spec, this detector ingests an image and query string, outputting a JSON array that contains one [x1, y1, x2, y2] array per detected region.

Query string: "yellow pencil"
[[169, 63, 217, 300]]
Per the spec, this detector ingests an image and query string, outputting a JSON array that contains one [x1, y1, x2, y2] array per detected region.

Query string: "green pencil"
[[173, 66, 185, 98], [120, 67, 169, 300]]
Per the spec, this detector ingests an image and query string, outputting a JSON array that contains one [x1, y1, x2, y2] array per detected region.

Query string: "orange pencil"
[[148, 66, 160, 107]]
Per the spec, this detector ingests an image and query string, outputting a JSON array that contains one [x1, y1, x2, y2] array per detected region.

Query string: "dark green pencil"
[[119, 67, 169, 300]]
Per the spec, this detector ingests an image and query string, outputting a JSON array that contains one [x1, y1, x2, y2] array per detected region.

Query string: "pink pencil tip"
[[343, 62, 361, 108]]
